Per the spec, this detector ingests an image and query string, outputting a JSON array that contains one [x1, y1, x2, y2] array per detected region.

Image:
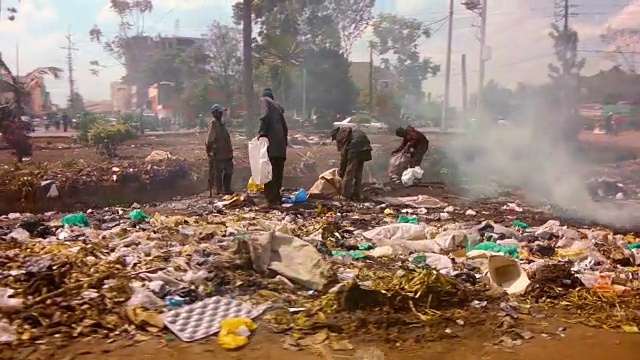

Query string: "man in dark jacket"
[[331, 127, 372, 200], [206, 104, 234, 196], [392, 125, 429, 168], [258, 88, 288, 207]]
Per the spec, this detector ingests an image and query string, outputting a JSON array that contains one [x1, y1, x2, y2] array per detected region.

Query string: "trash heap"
[[0, 156, 197, 205], [1, 196, 640, 349]]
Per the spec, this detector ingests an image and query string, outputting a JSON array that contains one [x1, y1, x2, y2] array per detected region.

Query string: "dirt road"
[[10, 325, 637, 360]]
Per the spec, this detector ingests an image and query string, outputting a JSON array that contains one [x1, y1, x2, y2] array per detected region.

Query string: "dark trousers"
[[342, 156, 365, 199], [409, 143, 428, 168], [209, 158, 233, 193], [265, 157, 285, 204]]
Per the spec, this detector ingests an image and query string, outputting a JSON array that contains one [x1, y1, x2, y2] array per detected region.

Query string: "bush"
[[74, 112, 100, 143], [88, 121, 137, 147]]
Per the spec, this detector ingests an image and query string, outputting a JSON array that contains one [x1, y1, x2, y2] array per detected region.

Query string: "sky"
[[0, 0, 637, 106]]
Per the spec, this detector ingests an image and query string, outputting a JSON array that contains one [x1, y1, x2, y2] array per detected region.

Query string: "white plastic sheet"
[[401, 167, 424, 187], [248, 138, 273, 185]]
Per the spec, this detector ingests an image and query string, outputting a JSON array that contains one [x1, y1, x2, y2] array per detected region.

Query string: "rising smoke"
[[443, 111, 640, 228]]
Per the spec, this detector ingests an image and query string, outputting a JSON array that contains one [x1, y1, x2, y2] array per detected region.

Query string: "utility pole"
[[441, 0, 454, 131], [461, 54, 468, 116], [61, 30, 78, 116], [477, 0, 488, 112], [15, 42, 19, 77], [242, 0, 254, 134], [368, 41, 374, 114]]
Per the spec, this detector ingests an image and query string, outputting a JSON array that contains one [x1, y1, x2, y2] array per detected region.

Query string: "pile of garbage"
[[0, 154, 197, 206], [1, 197, 640, 349]]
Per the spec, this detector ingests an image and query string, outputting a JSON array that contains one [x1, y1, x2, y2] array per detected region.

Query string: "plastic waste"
[[471, 242, 520, 258], [487, 255, 530, 295], [0, 321, 16, 344], [218, 318, 257, 350], [332, 250, 367, 260], [512, 220, 529, 229], [0, 288, 24, 313], [401, 167, 424, 187], [248, 138, 272, 185], [247, 177, 264, 192], [397, 215, 418, 225], [7, 228, 30, 241], [126, 286, 164, 309], [61, 213, 90, 228], [129, 209, 150, 222], [282, 189, 309, 204]]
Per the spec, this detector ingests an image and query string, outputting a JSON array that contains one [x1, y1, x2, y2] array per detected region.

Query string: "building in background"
[[110, 82, 131, 112], [124, 35, 200, 108]]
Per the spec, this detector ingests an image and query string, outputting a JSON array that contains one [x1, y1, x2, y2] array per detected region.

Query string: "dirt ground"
[[2, 129, 640, 359], [9, 322, 639, 360]]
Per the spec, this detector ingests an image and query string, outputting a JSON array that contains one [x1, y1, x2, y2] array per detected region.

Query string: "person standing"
[[331, 127, 372, 201], [392, 126, 429, 168], [61, 112, 70, 132], [258, 88, 288, 207], [205, 104, 234, 196]]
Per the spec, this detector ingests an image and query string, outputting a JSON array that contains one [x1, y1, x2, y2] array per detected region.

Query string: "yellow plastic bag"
[[247, 177, 264, 192], [217, 317, 257, 350]]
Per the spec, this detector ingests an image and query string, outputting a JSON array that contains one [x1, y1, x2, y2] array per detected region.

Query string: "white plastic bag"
[[248, 138, 273, 185], [401, 167, 424, 187]]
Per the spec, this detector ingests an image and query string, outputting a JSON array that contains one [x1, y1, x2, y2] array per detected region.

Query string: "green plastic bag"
[[61, 213, 90, 228], [628, 243, 640, 250], [332, 250, 367, 260], [129, 209, 150, 222], [471, 242, 520, 259], [398, 215, 418, 225], [512, 220, 530, 230]]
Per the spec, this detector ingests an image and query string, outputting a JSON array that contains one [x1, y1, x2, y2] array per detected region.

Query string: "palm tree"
[[0, 56, 62, 161]]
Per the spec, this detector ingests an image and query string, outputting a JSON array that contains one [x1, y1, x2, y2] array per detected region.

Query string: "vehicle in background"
[[130, 110, 160, 131], [19, 116, 35, 133], [333, 116, 389, 133]]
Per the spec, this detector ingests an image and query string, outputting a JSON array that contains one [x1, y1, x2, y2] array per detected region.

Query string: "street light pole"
[[477, 0, 488, 111], [441, 0, 454, 132]]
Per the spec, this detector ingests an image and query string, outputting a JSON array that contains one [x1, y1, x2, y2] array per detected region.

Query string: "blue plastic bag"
[[282, 189, 309, 204]]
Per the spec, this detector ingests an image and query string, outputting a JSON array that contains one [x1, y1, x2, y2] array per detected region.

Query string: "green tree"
[[203, 21, 242, 118], [371, 14, 440, 99], [299, 47, 358, 115], [548, 22, 585, 140], [68, 92, 85, 115], [472, 80, 513, 118]]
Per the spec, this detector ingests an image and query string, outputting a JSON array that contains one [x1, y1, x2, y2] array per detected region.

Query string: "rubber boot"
[[222, 174, 233, 195]]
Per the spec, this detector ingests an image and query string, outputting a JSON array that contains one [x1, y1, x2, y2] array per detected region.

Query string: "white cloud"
[[0, 0, 57, 35], [96, 4, 119, 24]]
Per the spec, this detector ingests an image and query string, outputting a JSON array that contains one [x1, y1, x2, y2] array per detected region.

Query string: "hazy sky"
[[0, 0, 636, 105]]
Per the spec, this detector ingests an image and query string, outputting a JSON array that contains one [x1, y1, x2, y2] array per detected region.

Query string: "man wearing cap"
[[258, 88, 288, 207], [205, 104, 234, 196]]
